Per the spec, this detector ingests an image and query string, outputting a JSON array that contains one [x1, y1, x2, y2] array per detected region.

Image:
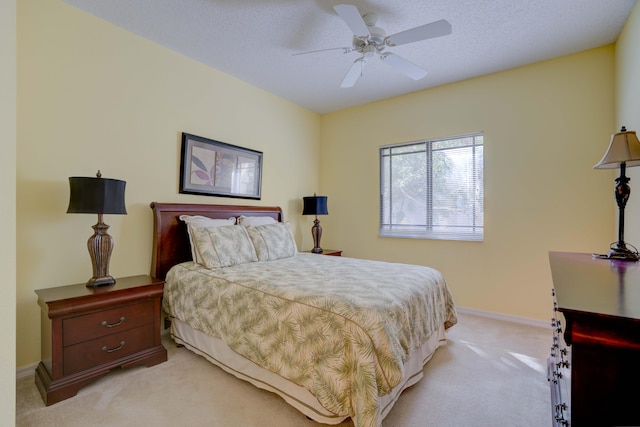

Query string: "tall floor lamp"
[[302, 194, 328, 253], [67, 170, 127, 286], [594, 127, 640, 261]]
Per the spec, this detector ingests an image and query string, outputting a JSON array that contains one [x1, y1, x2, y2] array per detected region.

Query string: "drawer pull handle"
[[101, 317, 125, 328], [102, 341, 125, 353]]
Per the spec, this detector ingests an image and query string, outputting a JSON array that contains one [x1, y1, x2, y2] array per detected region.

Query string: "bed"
[[150, 202, 457, 427]]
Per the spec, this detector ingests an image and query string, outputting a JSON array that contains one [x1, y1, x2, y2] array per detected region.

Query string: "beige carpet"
[[16, 312, 551, 426]]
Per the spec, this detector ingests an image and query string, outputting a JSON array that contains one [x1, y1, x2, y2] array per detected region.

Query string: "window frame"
[[379, 132, 484, 242]]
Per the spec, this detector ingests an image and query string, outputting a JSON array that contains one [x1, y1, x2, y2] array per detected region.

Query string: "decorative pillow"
[[179, 215, 236, 264], [237, 215, 277, 226], [246, 222, 297, 261], [190, 224, 257, 268]]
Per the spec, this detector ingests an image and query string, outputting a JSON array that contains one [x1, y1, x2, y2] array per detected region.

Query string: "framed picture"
[[179, 133, 263, 200]]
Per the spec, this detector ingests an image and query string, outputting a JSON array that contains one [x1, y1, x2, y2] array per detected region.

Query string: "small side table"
[[305, 249, 342, 256], [34, 275, 167, 405]]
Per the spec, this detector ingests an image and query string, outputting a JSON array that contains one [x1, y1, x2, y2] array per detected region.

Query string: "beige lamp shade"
[[594, 127, 640, 169]]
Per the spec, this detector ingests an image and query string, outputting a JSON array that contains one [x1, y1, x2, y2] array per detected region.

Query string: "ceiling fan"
[[295, 4, 452, 88]]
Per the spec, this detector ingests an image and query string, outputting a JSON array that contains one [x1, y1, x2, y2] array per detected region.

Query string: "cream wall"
[[319, 46, 616, 321], [2, 0, 17, 424], [16, 0, 320, 366], [616, 2, 640, 245]]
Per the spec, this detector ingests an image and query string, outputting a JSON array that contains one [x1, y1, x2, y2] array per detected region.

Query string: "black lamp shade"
[[302, 195, 328, 216], [67, 177, 127, 215]]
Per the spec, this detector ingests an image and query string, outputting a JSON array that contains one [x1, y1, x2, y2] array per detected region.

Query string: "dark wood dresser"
[[548, 252, 640, 426], [35, 275, 167, 405]]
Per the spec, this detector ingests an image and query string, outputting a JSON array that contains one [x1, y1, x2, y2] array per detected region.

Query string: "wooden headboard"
[[150, 202, 283, 280]]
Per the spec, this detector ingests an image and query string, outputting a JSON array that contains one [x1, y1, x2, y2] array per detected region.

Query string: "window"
[[380, 133, 484, 241]]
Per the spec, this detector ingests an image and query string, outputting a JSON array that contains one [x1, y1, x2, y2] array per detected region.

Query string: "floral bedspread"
[[163, 253, 457, 427]]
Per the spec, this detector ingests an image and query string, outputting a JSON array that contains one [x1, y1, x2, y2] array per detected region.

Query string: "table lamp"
[[594, 126, 640, 261], [302, 194, 328, 253], [67, 170, 127, 286]]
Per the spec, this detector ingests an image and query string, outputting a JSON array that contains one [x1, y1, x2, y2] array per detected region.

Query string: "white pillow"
[[191, 225, 258, 268], [237, 215, 277, 226], [246, 222, 297, 261], [180, 215, 236, 264]]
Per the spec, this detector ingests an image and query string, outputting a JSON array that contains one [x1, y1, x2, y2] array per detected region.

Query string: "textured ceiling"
[[62, 0, 636, 114]]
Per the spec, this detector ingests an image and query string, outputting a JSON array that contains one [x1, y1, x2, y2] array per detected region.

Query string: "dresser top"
[[549, 251, 640, 320]]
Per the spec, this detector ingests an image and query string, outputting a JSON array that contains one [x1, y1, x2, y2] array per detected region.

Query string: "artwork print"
[[179, 133, 263, 199]]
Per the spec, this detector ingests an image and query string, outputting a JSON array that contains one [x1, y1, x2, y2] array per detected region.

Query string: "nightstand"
[[34, 275, 167, 406], [306, 249, 342, 256]]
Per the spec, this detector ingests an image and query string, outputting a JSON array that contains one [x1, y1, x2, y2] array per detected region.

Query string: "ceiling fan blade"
[[380, 53, 427, 80], [386, 19, 452, 46], [334, 4, 370, 38], [340, 57, 367, 88], [292, 47, 352, 57]]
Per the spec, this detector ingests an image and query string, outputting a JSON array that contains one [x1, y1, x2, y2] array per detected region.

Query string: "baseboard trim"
[[17, 362, 37, 381], [456, 306, 548, 329]]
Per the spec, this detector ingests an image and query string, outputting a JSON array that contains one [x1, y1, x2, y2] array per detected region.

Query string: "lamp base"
[[310, 218, 323, 255], [86, 217, 117, 287], [593, 242, 640, 262], [86, 276, 116, 287]]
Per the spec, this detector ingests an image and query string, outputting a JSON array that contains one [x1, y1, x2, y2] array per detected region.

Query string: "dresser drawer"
[[63, 300, 154, 346], [63, 324, 155, 375]]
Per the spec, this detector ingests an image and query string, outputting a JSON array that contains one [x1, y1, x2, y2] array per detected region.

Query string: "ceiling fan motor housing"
[[362, 12, 386, 45], [368, 27, 386, 45]]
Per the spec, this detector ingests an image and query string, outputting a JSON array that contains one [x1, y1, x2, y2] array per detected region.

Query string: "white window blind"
[[380, 133, 484, 241]]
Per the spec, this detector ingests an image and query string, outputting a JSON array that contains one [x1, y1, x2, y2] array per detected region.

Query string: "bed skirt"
[[169, 317, 447, 425]]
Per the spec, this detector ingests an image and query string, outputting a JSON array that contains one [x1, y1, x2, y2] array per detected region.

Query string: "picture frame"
[[179, 133, 263, 200]]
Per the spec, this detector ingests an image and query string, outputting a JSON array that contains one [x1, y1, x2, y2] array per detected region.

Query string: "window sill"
[[378, 230, 483, 242]]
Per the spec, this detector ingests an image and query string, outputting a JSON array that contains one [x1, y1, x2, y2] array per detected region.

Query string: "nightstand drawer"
[[63, 300, 154, 346], [63, 324, 155, 375]]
